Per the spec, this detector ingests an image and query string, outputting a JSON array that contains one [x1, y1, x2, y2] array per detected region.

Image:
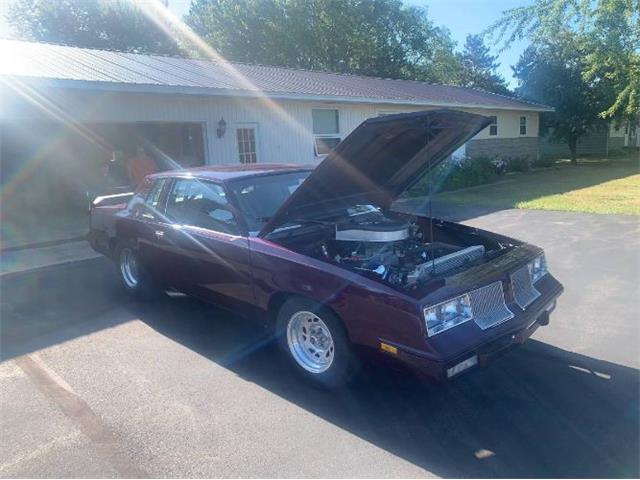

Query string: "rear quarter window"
[[128, 177, 168, 213], [145, 178, 168, 208]]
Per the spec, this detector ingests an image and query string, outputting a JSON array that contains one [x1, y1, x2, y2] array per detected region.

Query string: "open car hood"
[[259, 109, 491, 238]]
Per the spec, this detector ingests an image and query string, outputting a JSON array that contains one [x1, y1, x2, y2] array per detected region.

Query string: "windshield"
[[309, 203, 384, 223], [229, 171, 311, 234]]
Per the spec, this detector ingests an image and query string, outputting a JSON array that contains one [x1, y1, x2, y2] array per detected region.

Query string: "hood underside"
[[260, 109, 491, 237]]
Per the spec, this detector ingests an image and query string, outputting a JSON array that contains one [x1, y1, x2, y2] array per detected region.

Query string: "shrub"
[[404, 156, 502, 197], [405, 162, 446, 197], [531, 156, 557, 168], [442, 156, 500, 190], [607, 149, 625, 157], [503, 156, 530, 172]]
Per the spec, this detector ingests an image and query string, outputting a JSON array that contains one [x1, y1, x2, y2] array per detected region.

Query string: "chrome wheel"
[[119, 248, 139, 289], [286, 311, 335, 374]]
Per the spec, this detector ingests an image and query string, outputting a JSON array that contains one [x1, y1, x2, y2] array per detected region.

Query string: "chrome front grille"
[[511, 265, 541, 309], [469, 281, 514, 330]]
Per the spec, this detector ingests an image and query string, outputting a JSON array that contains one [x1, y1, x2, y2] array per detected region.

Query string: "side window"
[[312, 108, 341, 156], [166, 178, 240, 234], [488, 116, 498, 136], [130, 178, 166, 218], [145, 178, 167, 209], [519, 116, 527, 135]]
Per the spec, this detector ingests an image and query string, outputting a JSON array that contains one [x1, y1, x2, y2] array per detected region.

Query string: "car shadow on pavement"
[[2, 258, 638, 478], [130, 294, 639, 479], [0, 258, 132, 362]]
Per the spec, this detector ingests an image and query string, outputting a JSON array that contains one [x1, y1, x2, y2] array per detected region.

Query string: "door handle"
[[154, 230, 165, 239], [141, 213, 155, 220]]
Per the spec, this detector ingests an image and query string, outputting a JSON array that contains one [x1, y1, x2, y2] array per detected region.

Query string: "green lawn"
[[435, 157, 640, 215]]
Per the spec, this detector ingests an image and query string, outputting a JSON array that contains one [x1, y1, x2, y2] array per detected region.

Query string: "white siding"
[[361, 105, 540, 140], [1, 85, 540, 165], [462, 109, 539, 139], [609, 123, 626, 138]]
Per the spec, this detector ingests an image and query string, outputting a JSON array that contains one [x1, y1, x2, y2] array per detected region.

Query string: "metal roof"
[[0, 39, 553, 112]]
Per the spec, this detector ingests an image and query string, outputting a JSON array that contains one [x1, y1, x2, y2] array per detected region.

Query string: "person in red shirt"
[[127, 146, 157, 188]]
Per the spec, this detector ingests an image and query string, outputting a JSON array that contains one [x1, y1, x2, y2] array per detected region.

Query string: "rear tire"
[[115, 241, 161, 299], [276, 297, 358, 389]]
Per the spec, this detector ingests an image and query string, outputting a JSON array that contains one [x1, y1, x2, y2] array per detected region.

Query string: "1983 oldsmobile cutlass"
[[89, 110, 563, 388]]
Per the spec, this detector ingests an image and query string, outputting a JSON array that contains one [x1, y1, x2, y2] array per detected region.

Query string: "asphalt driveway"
[[1, 207, 638, 478]]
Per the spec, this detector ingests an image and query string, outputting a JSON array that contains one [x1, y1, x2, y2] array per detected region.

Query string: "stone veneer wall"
[[608, 136, 625, 152], [466, 137, 540, 160]]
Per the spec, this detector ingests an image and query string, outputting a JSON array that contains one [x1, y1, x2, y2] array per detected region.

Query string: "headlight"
[[424, 294, 473, 337], [528, 253, 548, 283]]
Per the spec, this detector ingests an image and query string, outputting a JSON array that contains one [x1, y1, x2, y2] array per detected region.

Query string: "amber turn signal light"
[[380, 342, 398, 355]]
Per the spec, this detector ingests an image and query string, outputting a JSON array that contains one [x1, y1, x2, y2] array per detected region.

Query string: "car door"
[[160, 177, 255, 312]]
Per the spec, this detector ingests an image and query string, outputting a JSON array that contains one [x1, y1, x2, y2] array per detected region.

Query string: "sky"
[[0, 0, 533, 88], [410, 0, 534, 88]]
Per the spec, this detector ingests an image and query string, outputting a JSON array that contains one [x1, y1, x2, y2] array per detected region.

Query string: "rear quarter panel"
[[89, 204, 130, 257], [89, 181, 153, 258]]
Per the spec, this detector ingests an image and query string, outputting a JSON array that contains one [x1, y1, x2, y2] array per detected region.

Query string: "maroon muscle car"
[[89, 110, 563, 388]]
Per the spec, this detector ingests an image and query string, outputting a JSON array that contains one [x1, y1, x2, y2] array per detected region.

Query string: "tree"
[[457, 34, 510, 95], [185, 0, 462, 84], [488, 0, 639, 120], [6, 0, 182, 55], [513, 39, 612, 164]]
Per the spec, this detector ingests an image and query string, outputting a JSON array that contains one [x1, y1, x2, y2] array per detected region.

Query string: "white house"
[[1, 39, 552, 165], [0, 39, 552, 245]]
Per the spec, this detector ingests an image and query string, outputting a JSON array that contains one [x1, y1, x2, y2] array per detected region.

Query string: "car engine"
[[313, 209, 486, 289]]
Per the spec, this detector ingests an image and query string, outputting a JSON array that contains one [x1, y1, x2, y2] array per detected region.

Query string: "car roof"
[[149, 163, 315, 182]]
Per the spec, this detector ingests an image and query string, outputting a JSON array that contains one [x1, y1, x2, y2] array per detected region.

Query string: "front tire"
[[115, 242, 160, 299], [276, 297, 357, 389]]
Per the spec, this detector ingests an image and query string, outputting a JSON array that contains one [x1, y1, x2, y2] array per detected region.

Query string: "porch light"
[[216, 117, 227, 138]]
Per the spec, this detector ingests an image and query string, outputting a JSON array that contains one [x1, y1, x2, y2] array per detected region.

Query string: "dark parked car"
[[89, 110, 563, 388]]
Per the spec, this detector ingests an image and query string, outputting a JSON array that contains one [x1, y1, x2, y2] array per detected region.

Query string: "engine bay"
[[277, 206, 510, 292]]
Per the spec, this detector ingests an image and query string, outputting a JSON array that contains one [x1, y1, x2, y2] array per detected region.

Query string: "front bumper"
[[382, 282, 563, 382]]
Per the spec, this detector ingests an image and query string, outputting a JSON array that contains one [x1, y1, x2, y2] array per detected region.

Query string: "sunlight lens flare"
[[131, 0, 311, 141], [130, 0, 395, 207], [0, 76, 112, 205]]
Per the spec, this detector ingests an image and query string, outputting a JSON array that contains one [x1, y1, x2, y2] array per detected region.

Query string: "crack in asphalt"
[[14, 354, 149, 478]]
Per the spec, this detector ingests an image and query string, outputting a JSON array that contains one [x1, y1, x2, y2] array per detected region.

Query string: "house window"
[[312, 108, 341, 156], [236, 127, 257, 164], [489, 116, 498, 136], [520, 116, 527, 135]]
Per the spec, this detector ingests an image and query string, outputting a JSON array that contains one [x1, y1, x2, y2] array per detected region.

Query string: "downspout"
[[203, 121, 212, 165]]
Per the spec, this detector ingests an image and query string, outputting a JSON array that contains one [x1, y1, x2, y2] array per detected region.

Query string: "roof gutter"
[[2, 76, 556, 112]]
